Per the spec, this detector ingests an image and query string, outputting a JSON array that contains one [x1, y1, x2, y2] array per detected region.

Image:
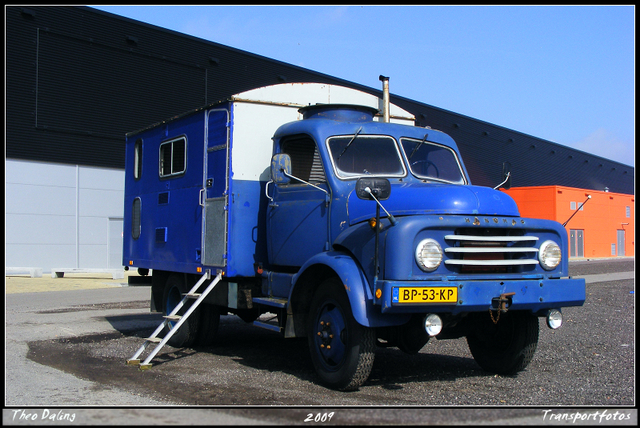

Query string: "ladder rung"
[[126, 270, 222, 370]]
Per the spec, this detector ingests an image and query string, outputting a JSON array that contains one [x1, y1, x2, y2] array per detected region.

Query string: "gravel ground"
[[4, 258, 635, 425]]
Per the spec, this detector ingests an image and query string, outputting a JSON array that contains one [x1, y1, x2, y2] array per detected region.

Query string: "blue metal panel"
[[123, 109, 210, 275], [267, 183, 330, 267], [226, 179, 269, 277], [205, 109, 229, 199], [347, 183, 520, 225], [265, 271, 294, 298], [201, 108, 230, 268], [334, 213, 573, 292], [292, 251, 410, 328]]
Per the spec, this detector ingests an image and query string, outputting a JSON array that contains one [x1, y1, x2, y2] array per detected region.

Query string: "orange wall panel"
[[503, 186, 634, 259]]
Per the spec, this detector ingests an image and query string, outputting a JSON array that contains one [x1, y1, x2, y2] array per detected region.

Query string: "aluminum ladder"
[[126, 269, 222, 370]]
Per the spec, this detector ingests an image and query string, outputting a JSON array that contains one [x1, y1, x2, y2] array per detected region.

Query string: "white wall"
[[5, 159, 125, 273]]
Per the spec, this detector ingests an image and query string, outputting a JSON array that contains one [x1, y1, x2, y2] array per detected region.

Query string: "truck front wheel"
[[307, 278, 375, 391], [466, 310, 539, 375]]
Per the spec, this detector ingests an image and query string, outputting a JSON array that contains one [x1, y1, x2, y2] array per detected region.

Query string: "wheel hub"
[[317, 321, 335, 349]]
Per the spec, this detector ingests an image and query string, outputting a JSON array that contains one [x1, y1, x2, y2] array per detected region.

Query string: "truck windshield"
[[327, 135, 405, 179], [400, 137, 466, 184]]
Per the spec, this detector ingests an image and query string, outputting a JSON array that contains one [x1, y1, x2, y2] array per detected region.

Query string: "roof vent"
[[298, 104, 379, 123]]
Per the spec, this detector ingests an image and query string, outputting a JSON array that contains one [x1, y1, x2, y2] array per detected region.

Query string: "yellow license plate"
[[392, 287, 458, 304]]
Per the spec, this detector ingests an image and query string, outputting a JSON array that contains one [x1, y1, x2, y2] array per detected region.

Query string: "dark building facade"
[[6, 5, 634, 194]]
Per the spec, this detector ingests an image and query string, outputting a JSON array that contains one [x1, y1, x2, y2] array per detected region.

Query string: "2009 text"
[[304, 412, 335, 423]]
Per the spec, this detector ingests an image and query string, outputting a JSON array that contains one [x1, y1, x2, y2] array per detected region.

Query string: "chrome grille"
[[444, 233, 539, 272]]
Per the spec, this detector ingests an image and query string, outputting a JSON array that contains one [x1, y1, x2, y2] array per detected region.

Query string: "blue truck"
[[124, 80, 586, 391]]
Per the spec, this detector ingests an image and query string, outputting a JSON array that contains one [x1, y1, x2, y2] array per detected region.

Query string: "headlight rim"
[[415, 238, 444, 272], [539, 239, 562, 270]]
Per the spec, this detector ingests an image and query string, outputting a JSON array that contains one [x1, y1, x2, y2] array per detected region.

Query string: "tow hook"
[[489, 292, 516, 324]]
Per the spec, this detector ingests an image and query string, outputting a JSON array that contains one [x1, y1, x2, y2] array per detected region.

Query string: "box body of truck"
[[124, 83, 412, 277], [124, 82, 585, 391]]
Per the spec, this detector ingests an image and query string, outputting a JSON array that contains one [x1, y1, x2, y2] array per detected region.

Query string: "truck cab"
[[265, 102, 584, 390]]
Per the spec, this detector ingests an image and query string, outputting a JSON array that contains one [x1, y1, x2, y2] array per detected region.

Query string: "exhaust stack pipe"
[[379, 75, 390, 123]]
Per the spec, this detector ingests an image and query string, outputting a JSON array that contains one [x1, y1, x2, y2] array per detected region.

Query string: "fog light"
[[546, 309, 563, 329], [424, 314, 443, 336]]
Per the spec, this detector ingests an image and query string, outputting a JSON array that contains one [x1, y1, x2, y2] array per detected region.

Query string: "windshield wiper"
[[409, 133, 429, 160], [337, 126, 363, 160]]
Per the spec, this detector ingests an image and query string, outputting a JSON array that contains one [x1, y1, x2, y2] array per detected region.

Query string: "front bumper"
[[374, 277, 586, 315]]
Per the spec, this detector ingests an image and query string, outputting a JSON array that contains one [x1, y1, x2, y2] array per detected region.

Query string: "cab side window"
[[281, 137, 326, 184], [134, 139, 143, 180]]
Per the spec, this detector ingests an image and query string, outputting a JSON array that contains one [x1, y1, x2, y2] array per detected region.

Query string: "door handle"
[[265, 180, 277, 207], [199, 188, 205, 207]]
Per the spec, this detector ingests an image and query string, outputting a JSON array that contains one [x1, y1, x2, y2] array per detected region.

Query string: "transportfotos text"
[[542, 409, 632, 424]]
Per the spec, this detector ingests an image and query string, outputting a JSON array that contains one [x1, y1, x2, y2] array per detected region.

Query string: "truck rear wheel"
[[466, 310, 539, 375], [162, 274, 200, 348], [307, 278, 375, 391], [196, 303, 220, 347]]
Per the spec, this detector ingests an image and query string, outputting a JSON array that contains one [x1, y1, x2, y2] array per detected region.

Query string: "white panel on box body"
[[202, 83, 415, 274], [229, 82, 415, 182]]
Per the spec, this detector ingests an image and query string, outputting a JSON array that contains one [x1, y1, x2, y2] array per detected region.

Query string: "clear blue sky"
[[93, 5, 634, 167]]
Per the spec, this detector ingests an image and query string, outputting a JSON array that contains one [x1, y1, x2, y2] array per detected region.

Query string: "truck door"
[[267, 136, 330, 268], [201, 109, 229, 267]]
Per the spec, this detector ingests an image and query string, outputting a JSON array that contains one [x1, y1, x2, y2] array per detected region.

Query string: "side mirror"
[[356, 178, 391, 201], [271, 153, 292, 185]]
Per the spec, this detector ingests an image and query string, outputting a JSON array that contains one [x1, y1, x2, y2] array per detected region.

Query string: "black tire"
[[466, 310, 539, 375], [196, 303, 221, 347], [397, 315, 430, 355], [307, 277, 375, 391], [162, 274, 200, 348], [236, 307, 261, 323]]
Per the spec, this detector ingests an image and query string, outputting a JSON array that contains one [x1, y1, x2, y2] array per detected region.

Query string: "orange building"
[[503, 186, 634, 259]]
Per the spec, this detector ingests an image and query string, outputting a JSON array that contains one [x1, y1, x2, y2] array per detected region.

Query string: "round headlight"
[[415, 238, 443, 272], [539, 240, 562, 270]]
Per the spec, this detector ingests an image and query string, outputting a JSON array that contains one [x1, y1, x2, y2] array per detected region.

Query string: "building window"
[[626, 206, 631, 218], [134, 139, 143, 180], [160, 136, 186, 177], [132, 197, 141, 239], [611, 244, 616, 256], [570, 201, 576, 210]]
